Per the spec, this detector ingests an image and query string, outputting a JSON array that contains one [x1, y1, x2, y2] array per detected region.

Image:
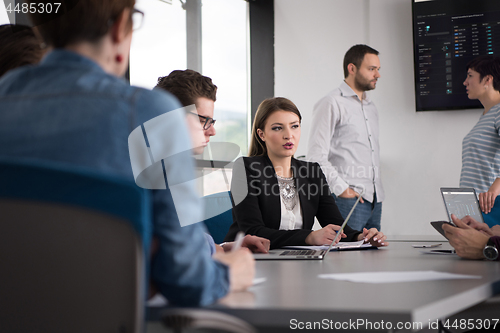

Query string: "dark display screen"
[[412, 0, 500, 111]]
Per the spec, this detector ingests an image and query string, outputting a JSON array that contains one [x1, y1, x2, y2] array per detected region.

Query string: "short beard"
[[354, 75, 375, 92]]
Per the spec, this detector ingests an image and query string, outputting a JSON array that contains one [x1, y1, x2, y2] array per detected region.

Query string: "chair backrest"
[[0, 158, 151, 333], [202, 191, 233, 244]]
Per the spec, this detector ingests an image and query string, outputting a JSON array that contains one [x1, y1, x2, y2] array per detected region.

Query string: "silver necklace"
[[276, 174, 297, 211]]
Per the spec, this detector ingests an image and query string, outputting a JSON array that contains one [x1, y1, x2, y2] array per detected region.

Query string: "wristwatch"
[[483, 238, 499, 261]]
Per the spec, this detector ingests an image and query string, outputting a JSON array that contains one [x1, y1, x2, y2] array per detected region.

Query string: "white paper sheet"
[[318, 270, 481, 284], [283, 240, 369, 251], [252, 277, 267, 286]]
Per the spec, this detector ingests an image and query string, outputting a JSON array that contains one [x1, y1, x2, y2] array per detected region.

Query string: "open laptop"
[[253, 193, 363, 260], [440, 187, 484, 223]]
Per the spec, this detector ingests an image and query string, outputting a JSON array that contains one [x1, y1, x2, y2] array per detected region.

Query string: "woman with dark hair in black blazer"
[[225, 97, 388, 249]]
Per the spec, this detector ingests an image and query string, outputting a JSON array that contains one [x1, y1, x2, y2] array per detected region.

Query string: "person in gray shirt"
[[308, 44, 384, 231]]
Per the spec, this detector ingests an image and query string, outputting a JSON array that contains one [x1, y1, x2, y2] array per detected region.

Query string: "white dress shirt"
[[307, 81, 384, 203]]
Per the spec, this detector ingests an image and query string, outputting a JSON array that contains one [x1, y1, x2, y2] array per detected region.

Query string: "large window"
[[201, 0, 248, 156], [130, 0, 187, 88]]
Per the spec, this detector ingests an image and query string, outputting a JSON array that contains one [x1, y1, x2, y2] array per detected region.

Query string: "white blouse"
[[278, 194, 303, 230]]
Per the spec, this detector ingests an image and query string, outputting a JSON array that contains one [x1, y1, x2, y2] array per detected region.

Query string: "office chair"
[[202, 191, 233, 243], [0, 158, 152, 333], [161, 309, 257, 333]]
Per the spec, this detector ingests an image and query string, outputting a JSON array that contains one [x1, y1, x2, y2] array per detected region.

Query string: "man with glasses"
[[156, 70, 217, 150], [156, 70, 270, 254]]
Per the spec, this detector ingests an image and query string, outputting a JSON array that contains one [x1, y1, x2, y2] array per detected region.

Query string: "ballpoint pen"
[[231, 231, 245, 252]]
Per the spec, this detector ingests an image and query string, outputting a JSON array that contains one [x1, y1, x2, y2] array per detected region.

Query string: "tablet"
[[440, 188, 484, 223], [430, 220, 455, 239]]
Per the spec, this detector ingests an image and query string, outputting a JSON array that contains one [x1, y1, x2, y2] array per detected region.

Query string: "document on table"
[[318, 270, 481, 284], [283, 240, 370, 251]]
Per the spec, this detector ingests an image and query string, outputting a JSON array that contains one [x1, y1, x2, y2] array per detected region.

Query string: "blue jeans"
[[333, 193, 382, 231]]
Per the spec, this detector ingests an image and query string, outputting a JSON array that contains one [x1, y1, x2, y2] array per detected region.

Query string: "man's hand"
[[222, 235, 270, 253], [305, 224, 346, 246], [339, 188, 364, 203], [357, 228, 388, 247], [213, 248, 255, 292], [491, 225, 500, 237], [442, 215, 490, 259], [454, 214, 493, 236]]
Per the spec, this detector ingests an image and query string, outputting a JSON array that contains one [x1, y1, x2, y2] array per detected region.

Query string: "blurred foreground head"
[[27, 0, 135, 48], [0, 24, 45, 77]]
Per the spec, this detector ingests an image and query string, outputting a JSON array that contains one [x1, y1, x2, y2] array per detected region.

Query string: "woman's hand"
[[357, 228, 388, 247], [479, 191, 498, 214], [305, 224, 346, 246], [480, 179, 500, 214]]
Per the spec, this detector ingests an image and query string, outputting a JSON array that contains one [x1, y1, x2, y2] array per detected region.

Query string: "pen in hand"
[[232, 231, 245, 252]]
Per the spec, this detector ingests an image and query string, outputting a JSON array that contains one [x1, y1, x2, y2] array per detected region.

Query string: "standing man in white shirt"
[[307, 44, 384, 231]]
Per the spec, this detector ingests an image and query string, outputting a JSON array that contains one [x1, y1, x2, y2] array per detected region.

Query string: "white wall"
[[275, 0, 483, 239]]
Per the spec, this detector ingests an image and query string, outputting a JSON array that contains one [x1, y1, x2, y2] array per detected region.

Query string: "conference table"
[[209, 241, 500, 332]]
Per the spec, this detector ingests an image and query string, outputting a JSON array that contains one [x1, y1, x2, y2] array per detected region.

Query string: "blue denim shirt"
[[0, 50, 229, 306]]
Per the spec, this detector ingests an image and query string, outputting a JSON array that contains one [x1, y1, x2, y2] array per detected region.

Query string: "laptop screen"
[[440, 188, 484, 223]]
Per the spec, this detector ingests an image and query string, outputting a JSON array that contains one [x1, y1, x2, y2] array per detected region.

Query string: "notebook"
[[440, 187, 484, 223], [253, 193, 363, 260]]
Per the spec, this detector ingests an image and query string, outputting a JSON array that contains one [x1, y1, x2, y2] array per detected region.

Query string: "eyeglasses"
[[131, 8, 144, 31], [190, 112, 216, 130]]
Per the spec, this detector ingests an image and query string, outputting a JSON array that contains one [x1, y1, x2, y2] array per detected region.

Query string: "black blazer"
[[224, 155, 361, 249]]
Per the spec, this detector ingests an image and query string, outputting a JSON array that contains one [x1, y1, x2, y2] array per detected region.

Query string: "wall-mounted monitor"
[[412, 0, 500, 111]]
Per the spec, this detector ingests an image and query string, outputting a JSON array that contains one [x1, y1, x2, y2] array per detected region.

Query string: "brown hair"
[[155, 70, 217, 107], [27, 0, 135, 48], [343, 44, 379, 78], [466, 56, 500, 92], [249, 97, 302, 157], [0, 24, 45, 77]]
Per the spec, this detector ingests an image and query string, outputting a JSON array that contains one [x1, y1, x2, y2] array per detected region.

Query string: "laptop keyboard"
[[279, 250, 318, 256]]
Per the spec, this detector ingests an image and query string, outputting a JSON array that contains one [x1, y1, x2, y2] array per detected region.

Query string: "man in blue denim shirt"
[[0, 0, 254, 306]]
